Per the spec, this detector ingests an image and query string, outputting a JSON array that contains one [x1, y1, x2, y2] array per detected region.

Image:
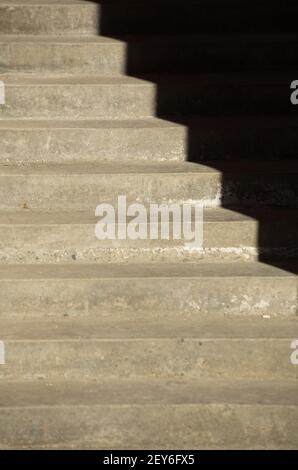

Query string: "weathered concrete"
[[0, 34, 297, 75], [2, 316, 298, 340], [0, 0, 296, 37], [0, 0, 297, 451], [0, 208, 297, 264], [0, 1, 99, 36], [1, 117, 298, 165], [0, 119, 187, 163], [0, 162, 297, 211], [0, 263, 296, 319], [0, 73, 295, 119], [0, 334, 297, 381], [0, 379, 298, 449]]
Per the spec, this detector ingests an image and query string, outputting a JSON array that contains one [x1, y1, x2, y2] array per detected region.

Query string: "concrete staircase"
[[0, 0, 297, 449]]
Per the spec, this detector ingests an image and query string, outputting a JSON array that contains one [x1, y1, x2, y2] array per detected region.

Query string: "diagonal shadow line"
[[86, 0, 298, 274]]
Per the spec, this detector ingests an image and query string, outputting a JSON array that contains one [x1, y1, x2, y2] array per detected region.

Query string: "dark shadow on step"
[[90, 0, 298, 274]]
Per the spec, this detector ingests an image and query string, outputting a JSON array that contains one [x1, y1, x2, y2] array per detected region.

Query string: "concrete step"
[[0, 317, 297, 381], [0, 208, 297, 264], [2, 316, 298, 340], [1, 0, 296, 453], [0, 262, 296, 318], [1, 117, 298, 164], [1, 34, 297, 75], [0, 34, 128, 76], [0, 0, 296, 36], [0, 0, 100, 36], [1, 378, 297, 449], [0, 75, 156, 120], [0, 118, 187, 164], [0, 162, 297, 211], [0, 73, 296, 120]]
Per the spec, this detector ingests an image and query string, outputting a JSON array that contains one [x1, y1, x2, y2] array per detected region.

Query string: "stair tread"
[[1, 71, 296, 85], [1, 378, 298, 407], [1, 160, 298, 174], [0, 207, 295, 225], [0, 0, 97, 4], [0, 161, 216, 174], [0, 0, 103, 7], [1, 33, 298, 43], [0, 0, 297, 452], [0, 0, 296, 6], [0, 35, 122, 43], [0, 74, 151, 85], [1, 316, 297, 340], [0, 117, 183, 129], [0, 262, 296, 279], [1, 116, 298, 129]]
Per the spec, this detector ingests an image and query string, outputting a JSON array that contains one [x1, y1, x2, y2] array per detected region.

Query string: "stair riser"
[[1, 402, 297, 450], [0, 42, 126, 76], [1, 124, 297, 163], [0, 3, 296, 35], [0, 126, 186, 164], [0, 223, 297, 264], [0, 338, 296, 381], [0, 83, 155, 119], [0, 172, 222, 210], [1, 404, 298, 450], [0, 0, 297, 453], [0, 4, 99, 36], [0, 173, 297, 210], [0, 80, 294, 120], [0, 277, 295, 318], [1, 40, 297, 75]]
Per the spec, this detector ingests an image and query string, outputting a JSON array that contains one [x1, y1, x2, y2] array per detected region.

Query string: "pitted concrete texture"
[[0, 263, 296, 320], [0, 0, 297, 450], [0, 208, 297, 264], [0, 379, 298, 449]]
